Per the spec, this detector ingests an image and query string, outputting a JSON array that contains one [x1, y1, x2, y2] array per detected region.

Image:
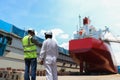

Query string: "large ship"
[[69, 17, 118, 74]]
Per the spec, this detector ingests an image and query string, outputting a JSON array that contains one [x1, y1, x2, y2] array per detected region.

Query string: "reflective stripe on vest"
[[22, 35, 37, 58]]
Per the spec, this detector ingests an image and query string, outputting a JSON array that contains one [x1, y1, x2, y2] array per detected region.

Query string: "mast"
[[79, 15, 81, 30]]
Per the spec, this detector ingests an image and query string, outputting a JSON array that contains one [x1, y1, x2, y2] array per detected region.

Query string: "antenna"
[[76, 25, 79, 32], [79, 15, 81, 30]]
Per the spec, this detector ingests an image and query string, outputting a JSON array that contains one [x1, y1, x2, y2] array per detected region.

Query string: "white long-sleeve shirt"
[[39, 38, 59, 64]]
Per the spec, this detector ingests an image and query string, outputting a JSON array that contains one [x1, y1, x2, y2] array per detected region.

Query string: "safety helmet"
[[27, 28, 35, 33], [44, 31, 52, 36]]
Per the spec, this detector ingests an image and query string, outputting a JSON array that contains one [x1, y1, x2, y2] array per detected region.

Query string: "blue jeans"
[[24, 58, 37, 80]]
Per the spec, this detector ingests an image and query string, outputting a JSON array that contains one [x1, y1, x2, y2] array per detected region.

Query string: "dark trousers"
[[24, 58, 37, 80]]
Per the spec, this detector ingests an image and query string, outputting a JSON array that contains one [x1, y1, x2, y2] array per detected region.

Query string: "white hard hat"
[[28, 28, 34, 32], [44, 31, 52, 35]]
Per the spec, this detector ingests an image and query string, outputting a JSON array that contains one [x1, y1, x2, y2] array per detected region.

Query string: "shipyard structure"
[[0, 20, 79, 74]]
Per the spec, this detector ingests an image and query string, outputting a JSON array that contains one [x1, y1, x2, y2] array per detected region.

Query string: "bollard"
[[43, 70, 46, 76], [0, 70, 8, 80], [36, 70, 39, 76], [0, 71, 3, 77], [39, 71, 42, 76], [8, 71, 24, 80], [0, 71, 4, 80]]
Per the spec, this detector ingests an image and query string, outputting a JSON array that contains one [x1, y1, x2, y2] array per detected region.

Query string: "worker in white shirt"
[[39, 31, 59, 80]]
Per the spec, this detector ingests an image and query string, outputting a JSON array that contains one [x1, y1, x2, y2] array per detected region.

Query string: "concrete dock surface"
[[36, 74, 120, 80]]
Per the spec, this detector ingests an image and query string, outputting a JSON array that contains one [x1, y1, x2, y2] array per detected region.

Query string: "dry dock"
[[0, 69, 120, 80], [36, 74, 120, 80]]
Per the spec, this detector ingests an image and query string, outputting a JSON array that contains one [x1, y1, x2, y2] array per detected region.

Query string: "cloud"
[[37, 29, 46, 39], [60, 34, 69, 39], [50, 28, 70, 49], [39, 28, 70, 47], [51, 28, 63, 36], [59, 42, 69, 50], [39, 28, 70, 40]]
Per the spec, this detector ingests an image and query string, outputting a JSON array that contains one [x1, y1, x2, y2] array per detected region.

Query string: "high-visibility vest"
[[22, 35, 37, 58]]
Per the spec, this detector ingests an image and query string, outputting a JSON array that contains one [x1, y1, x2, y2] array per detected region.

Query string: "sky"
[[0, 0, 120, 65]]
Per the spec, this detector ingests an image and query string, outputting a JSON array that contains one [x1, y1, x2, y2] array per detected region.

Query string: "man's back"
[[42, 38, 58, 64]]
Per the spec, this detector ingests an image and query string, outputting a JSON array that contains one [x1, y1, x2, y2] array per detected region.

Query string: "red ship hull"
[[69, 38, 117, 74]]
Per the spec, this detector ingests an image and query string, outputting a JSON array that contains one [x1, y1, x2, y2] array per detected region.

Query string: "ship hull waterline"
[[69, 38, 118, 74]]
